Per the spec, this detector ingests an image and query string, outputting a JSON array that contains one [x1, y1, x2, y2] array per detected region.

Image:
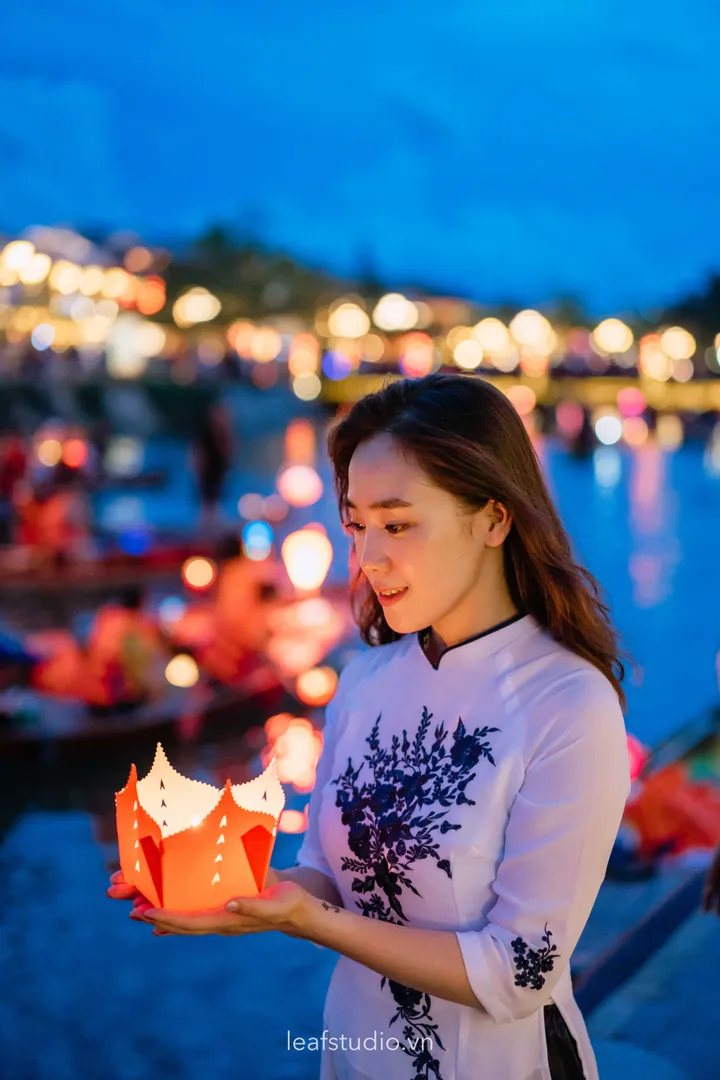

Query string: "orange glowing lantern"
[[115, 743, 285, 912], [281, 526, 333, 591]]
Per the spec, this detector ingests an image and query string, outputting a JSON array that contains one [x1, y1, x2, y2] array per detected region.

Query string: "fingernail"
[[226, 901, 239, 912]]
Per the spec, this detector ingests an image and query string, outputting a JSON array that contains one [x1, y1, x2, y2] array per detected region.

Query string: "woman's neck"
[[429, 578, 519, 653]]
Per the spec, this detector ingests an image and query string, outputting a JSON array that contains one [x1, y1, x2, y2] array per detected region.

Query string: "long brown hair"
[[327, 372, 631, 711]]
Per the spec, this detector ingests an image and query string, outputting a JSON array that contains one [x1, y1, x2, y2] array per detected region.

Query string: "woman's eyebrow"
[[346, 498, 414, 510]]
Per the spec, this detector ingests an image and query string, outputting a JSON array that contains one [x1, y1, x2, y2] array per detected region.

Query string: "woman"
[[111, 373, 631, 1080]]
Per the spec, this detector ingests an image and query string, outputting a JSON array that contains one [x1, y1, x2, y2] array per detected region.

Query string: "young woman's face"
[[345, 433, 508, 637]]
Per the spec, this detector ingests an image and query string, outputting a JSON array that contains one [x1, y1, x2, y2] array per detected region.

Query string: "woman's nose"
[[358, 532, 390, 574]]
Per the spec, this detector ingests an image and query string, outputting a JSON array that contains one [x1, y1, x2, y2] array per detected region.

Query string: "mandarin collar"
[[416, 612, 537, 671]]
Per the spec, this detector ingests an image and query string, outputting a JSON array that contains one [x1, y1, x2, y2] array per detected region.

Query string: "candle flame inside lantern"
[[115, 743, 285, 912]]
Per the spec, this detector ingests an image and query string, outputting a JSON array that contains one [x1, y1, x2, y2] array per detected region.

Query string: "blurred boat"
[[0, 536, 215, 595], [0, 659, 289, 765]]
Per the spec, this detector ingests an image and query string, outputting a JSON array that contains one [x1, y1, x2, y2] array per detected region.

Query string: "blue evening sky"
[[2, 1, 719, 314]]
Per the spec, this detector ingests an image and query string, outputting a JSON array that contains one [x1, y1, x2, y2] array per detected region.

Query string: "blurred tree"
[[661, 271, 720, 346]]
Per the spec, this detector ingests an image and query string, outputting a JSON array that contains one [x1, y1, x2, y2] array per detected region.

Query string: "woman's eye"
[[385, 523, 408, 535], [344, 521, 364, 533]]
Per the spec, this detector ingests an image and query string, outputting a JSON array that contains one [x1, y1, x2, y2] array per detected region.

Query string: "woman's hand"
[[131, 878, 311, 937], [108, 867, 309, 937], [107, 869, 143, 901]]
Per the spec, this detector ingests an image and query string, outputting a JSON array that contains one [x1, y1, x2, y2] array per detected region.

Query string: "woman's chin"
[[383, 608, 421, 635]]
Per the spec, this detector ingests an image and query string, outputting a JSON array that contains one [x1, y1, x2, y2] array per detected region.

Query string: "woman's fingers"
[[107, 882, 142, 900], [107, 869, 143, 901]]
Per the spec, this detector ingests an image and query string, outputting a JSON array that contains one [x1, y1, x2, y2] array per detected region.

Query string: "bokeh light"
[[453, 338, 484, 370], [182, 556, 217, 590], [472, 318, 511, 353], [328, 302, 370, 339], [242, 519, 274, 561], [595, 414, 623, 445], [165, 654, 200, 688], [660, 326, 696, 361], [296, 666, 338, 706], [507, 385, 537, 416], [173, 287, 221, 327], [592, 319, 633, 355], [399, 332, 434, 378], [509, 310, 556, 354], [292, 373, 322, 400], [372, 293, 418, 332], [277, 464, 323, 507], [656, 414, 684, 450], [281, 527, 334, 591], [37, 439, 63, 467]]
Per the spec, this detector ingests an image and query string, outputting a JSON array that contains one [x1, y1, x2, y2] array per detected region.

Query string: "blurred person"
[[33, 584, 168, 708], [195, 533, 286, 683], [110, 373, 632, 1080], [0, 433, 26, 543], [14, 464, 92, 565], [192, 400, 233, 532]]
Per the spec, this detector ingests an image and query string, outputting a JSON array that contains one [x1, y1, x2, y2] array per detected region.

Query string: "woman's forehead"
[[347, 439, 438, 507]]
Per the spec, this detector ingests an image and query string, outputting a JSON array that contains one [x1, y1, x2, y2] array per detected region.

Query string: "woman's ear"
[[485, 500, 513, 547]]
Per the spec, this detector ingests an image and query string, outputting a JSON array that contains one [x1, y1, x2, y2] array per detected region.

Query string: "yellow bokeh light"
[[0, 265, 19, 286], [165, 654, 200, 688], [182, 556, 217, 590], [49, 260, 83, 295], [1, 241, 35, 271], [372, 293, 419, 332], [173, 287, 221, 328], [519, 352, 549, 377], [592, 318, 633, 355], [327, 302, 370, 339], [251, 327, 282, 363], [79, 266, 105, 297], [363, 333, 385, 362], [296, 666, 338, 706], [509, 310, 556, 354], [227, 320, 255, 357], [37, 439, 63, 467], [453, 338, 484, 370], [639, 335, 671, 381], [446, 325, 472, 351], [660, 326, 695, 361], [292, 373, 322, 401], [19, 253, 52, 285], [288, 333, 320, 376], [102, 267, 133, 299], [472, 318, 511, 353], [656, 414, 684, 450]]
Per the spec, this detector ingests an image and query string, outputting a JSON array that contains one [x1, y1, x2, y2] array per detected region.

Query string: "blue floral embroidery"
[[331, 706, 499, 1079], [511, 924, 560, 990]]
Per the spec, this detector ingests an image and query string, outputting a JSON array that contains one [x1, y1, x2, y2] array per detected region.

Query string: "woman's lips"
[[376, 587, 409, 607]]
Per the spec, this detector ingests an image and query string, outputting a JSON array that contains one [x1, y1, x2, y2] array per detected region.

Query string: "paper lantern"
[[115, 743, 285, 912]]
